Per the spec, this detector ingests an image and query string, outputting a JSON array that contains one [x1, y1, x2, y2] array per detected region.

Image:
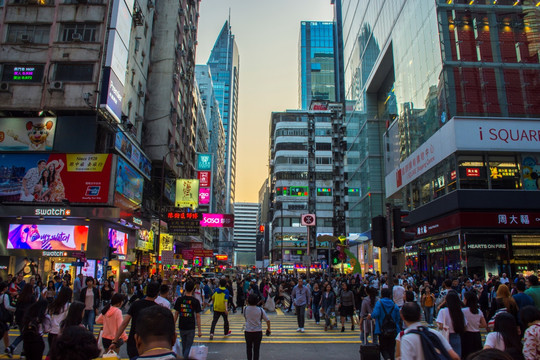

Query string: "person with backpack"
[[21, 299, 51, 360], [400, 302, 460, 360], [209, 278, 231, 340], [243, 294, 271, 360], [369, 288, 401, 360]]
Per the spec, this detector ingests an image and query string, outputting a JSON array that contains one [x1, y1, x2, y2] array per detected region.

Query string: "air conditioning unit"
[[0, 82, 10, 92], [71, 33, 82, 41], [137, 90, 145, 98], [49, 81, 64, 91], [178, 8, 184, 16], [20, 34, 32, 43]]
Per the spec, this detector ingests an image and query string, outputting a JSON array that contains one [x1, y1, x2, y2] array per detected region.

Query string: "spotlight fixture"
[[85, 217, 91, 222], [16, 216, 22, 220], [39, 216, 45, 221], [61, 217, 67, 221]]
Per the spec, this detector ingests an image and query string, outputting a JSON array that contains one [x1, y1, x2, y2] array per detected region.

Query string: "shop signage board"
[[0, 117, 57, 151], [197, 154, 212, 171], [115, 157, 144, 205], [175, 179, 199, 209], [182, 249, 194, 260], [166, 211, 201, 235], [114, 132, 152, 180], [136, 229, 154, 251], [200, 213, 234, 228], [0, 153, 113, 203]]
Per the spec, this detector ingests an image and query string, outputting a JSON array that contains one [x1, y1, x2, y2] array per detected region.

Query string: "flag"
[[343, 248, 361, 274]]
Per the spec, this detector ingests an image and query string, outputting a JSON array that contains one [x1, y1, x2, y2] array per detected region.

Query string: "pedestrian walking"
[[173, 280, 202, 359], [46, 286, 72, 354], [370, 288, 401, 360], [483, 312, 523, 359], [79, 277, 100, 333], [291, 279, 311, 333], [244, 294, 271, 360], [6, 284, 36, 357], [420, 286, 435, 327], [22, 299, 51, 360], [320, 283, 336, 331], [462, 290, 487, 358], [338, 282, 356, 332], [520, 305, 540, 360], [436, 290, 466, 358], [96, 293, 127, 353], [209, 278, 231, 340], [49, 326, 101, 360], [311, 283, 322, 325], [359, 286, 377, 344]]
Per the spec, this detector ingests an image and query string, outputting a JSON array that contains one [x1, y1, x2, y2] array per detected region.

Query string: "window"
[[54, 63, 94, 81], [458, 155, 488, 189], [488, 155, 520, 189], [317, 188, 332, 196], [60, 23, 98, 42], [6, 24, 50, 44]]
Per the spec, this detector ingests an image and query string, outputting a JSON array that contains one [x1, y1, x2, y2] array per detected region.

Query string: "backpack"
[[0, 295, 12, 324], [380, 303, 397, 337], [22, 318, 41, 342], [406, 326, 452, 360]]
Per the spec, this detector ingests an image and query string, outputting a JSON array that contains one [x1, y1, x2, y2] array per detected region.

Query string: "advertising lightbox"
[[0, 118, 56, 151], [199, 187, 210, 205], [108, 228, 127, 255], [0, 153, 113, 203], [175, 179, 199, 209], [200, 213, 234, 228], [7, 224, 89, 251], [115, 157, 143, 205]]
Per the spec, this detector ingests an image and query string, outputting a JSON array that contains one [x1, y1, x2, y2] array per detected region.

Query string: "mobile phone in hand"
[[266, 329, 271, 336]]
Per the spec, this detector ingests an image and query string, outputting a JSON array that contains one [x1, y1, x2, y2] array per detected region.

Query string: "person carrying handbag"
[[244, 294, 271, 360]]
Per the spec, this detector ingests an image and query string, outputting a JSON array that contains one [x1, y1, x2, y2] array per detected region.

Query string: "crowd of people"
[[0, 268, 539, 360]]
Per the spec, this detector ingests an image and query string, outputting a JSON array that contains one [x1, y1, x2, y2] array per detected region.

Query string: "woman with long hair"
[[5, 284, 37, 356], [484, 312, 523, 360], [488, 284, 519, 330], [436, 290, 466, 358], [43, 280, 55, 303], [338, 282, 356, 332], [47, 287, 72, 353], [100, 280, 114, 307], [49, 326, 101, 360], [22, 300, 50, 360], [462, 291, 488, 358], [96, 293, 126, 353], [520, 305, 540, 360], [59, 301, 85, 334], [320, 283, 336, 331], [243, 294, 271, 360]]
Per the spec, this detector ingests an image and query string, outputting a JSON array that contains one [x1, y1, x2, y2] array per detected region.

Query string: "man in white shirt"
[[393, 278, 405, 308], [400, 302, 460, 360], [154, 284, 171, 309], [500, 273, 510, 284]]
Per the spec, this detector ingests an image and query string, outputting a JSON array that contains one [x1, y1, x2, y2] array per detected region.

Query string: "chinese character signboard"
[[166, 211, 201, 235], [0, 153, 112, 203], [175, 179, 199, 209], [198, 171, 211, 187], [159, 233, 173, 253], [200, 213, 234, 228], [197, 154, 212, 171], [0, 118, 57, 151], [8, 224, 88, 251]]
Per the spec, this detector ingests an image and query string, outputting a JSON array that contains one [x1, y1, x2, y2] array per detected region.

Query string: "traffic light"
[[108, 246, 118, 261], [392, 207, 415, 248], [331, 250, 340, 265], [371, 215, 387, 248]]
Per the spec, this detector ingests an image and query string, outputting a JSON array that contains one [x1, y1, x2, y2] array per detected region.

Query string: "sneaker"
[[225, 331, 232, 336], [300, 328, 305, 333], [209, 334, 214, 340], [351, 324, 355, 331], [316, 321, 320, 325], [341, 326, 345, 332], [296, 328, 301, 332], [5, 346, 12, 358], [324, 325, 328, 331]]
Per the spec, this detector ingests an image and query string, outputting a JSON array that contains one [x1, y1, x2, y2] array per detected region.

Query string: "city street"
[[4, 308, 362, 359]]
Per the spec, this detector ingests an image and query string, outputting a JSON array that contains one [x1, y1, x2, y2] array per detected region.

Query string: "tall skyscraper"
[[233, 202, 259, 265], [299, 21, 336, 109], [336, 0, 540, 276], [207, 21, 240, 214]]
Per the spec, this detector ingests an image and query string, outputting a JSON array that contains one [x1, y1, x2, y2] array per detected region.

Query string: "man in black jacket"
[[80, 276, 100, 333]]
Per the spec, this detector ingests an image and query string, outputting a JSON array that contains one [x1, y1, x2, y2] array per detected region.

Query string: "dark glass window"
[[60, 23, 98, 42], [55, 63, 94, 81]]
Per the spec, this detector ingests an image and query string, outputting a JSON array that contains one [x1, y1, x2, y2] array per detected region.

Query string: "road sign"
[[301, 214, 316, 226]]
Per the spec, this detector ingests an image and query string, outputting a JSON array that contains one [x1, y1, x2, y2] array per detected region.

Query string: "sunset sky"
[[196, 0, 334, 203]]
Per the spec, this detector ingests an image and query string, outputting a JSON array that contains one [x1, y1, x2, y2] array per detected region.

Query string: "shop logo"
[[35, 208, 71, 216], [42, 250, 68, 257], [85, 186, 101, 196]]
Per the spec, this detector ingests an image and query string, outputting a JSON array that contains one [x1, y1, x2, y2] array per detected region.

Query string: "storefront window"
[[447, 156, 457, 192], [420, 172, 432, 205], [458, 155, 488, 189], [520, 153, 540, 191], [488, 155, 520, 189], [433, 163, 447, 199], [512, 235, 540, 276]]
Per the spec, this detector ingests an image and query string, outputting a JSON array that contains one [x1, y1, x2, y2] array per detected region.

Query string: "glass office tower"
[[299, 21, 336, 109], [208, 21, 240, 214], [339, 0, 540, 276]]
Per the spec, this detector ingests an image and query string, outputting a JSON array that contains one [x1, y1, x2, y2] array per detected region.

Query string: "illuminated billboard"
[[108, 228, 127, 255], [0, 118, 57, 151], [199, 187, 210, 205], [7, 224, 89, 251], [0, 153, 113, 203], [175, 179, 199, 209], [200, 213, 234, 228], [115, 157, 143, 204]]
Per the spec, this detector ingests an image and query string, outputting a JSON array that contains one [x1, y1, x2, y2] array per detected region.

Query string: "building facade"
[[207, 21, 240, 215], [338, 0, 540, 278], [299, 21, 336, 110], [233, 202, 259, 266]]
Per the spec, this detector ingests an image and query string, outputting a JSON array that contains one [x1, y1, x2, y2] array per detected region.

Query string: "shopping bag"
[[97, 330, 104, 355], [309, 308, 313, 319], [352, 313, 360, 326], [101, 350, 120, 359], [439, 318, 450, 341], [188, 343, 208, 360], [330, 312, 337, 326], [173, 339, 182, 357]]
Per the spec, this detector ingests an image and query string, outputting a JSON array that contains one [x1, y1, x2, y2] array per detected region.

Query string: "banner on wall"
[[175, 179, 199, 209], [159, 233, 173, 254], [0, 153, 113, 203], [115, 157, 143, 204], [7, 224, 89, 251], [136, 229, 154, 251], [0, 118, 57, 151], [114, 132, 151, 180], [108, 228, 127, 255]]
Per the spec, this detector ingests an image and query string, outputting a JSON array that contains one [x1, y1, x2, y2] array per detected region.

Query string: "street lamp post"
[[155, 150, 183, 266]]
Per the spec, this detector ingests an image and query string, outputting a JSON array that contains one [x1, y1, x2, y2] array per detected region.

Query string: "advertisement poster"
[[200, 213, 235, 228], [0, 153, 112, 203], [136, 229, 154, 251], [199, 187, 211, 205], [8, 224, 89, 251], [197, 154, 212, 171], [175, 179, 199, 209], [197, 171, 211, 187], [77, 259, 96, 278], [54, 263, 72, 273], [114, 132, 151, 179], [522, 154, 540, 190], [159, 233, 173, 253], [115, 157, 143, 204], [108, 228, 127, 255], [0, 118, 56, 151]]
